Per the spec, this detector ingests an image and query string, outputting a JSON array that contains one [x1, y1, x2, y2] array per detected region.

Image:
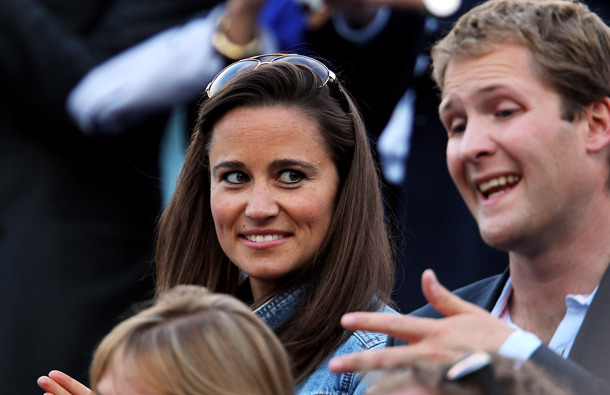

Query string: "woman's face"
[[208, 105, 339, 300]]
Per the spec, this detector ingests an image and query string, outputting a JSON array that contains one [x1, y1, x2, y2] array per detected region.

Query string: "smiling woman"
[[153, 54, 397, 393], [36, 53, 396, 395], [209, 105, 339, 301]]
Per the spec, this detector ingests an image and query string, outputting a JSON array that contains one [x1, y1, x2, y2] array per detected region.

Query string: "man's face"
[[440, 44, 594, 254]]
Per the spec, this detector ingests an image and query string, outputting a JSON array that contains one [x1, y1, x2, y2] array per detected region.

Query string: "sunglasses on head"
[[205, 54, 337, 98]]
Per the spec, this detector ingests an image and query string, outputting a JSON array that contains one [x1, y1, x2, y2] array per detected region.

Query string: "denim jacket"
[[253, 283, 398, 395]]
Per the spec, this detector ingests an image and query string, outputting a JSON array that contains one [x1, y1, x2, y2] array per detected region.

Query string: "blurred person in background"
[[38, 285, 295, 395]]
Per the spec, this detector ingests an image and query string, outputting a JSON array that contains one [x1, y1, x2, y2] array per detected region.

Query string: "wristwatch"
[[211, 17, 262, 61], [445, 351, 502, 393]]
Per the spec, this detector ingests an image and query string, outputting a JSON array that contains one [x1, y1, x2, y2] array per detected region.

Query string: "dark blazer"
[[391, 267, 610, 395]]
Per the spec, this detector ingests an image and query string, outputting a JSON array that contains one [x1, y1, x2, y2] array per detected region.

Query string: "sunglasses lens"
[[207, 60, 259, 97], [206, 55, 335, 98], [273, 56, 330, 86]]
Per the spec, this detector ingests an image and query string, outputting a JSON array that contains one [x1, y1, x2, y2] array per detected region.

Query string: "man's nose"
[[459, 119, 497, 162]]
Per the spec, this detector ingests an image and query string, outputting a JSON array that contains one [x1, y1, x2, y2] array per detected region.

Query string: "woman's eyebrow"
[[211, 159, 320, 177], [212, 160, 245, 176], [270, 159, 318, 173]]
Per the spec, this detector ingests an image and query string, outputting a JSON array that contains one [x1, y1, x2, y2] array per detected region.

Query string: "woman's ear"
[[585, 97, 610, 153]]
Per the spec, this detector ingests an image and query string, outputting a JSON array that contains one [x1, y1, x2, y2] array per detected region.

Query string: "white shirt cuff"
[[499, 329, 543, 361]]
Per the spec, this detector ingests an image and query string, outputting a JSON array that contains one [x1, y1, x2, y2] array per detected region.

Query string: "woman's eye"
[[277, 170, 304, 184], [224, 171, 249, 184]]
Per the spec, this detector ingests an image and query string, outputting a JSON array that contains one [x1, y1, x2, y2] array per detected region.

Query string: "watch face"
[[446, 351, 492, 381], [424, 0, 461, 17]]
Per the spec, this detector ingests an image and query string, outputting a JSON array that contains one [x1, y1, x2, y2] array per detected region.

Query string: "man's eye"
[[278, 170, 304, 184], [224, 171, 249, 184], [448, 123, 466, 136], [497, 109, 516, 118]]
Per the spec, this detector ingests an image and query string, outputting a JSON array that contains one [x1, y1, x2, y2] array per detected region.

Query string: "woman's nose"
[[245, 183, 280, 220]]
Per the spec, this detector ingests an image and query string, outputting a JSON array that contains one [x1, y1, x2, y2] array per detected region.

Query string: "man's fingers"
[[329, 343, 458, 373], [340, 312, 433, 341], [421, 269, 486, 317], [329, 346, 415, 373]]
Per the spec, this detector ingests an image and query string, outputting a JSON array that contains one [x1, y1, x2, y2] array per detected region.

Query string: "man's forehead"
[[439, 45, 538, 100]]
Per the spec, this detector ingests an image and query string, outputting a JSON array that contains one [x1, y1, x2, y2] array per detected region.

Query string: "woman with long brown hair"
[[38, 54, 397, 394], [155, 54, 397, 393]]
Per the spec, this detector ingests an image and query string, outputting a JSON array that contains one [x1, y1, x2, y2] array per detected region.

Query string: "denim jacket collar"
[[253, 282, 310, 331], [250, 281, 394, 394]]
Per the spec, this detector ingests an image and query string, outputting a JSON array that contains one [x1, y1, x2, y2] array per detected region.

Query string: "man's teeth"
[[478, 175, 521, 197], [487, 190, 505, 199], [246, 234, 284, 242]]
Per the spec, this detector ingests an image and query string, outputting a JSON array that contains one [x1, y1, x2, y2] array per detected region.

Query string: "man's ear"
[[585, 97, 610, 153]]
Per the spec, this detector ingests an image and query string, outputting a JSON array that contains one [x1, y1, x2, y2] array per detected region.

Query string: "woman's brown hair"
[[155, 59, 394, 382]]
